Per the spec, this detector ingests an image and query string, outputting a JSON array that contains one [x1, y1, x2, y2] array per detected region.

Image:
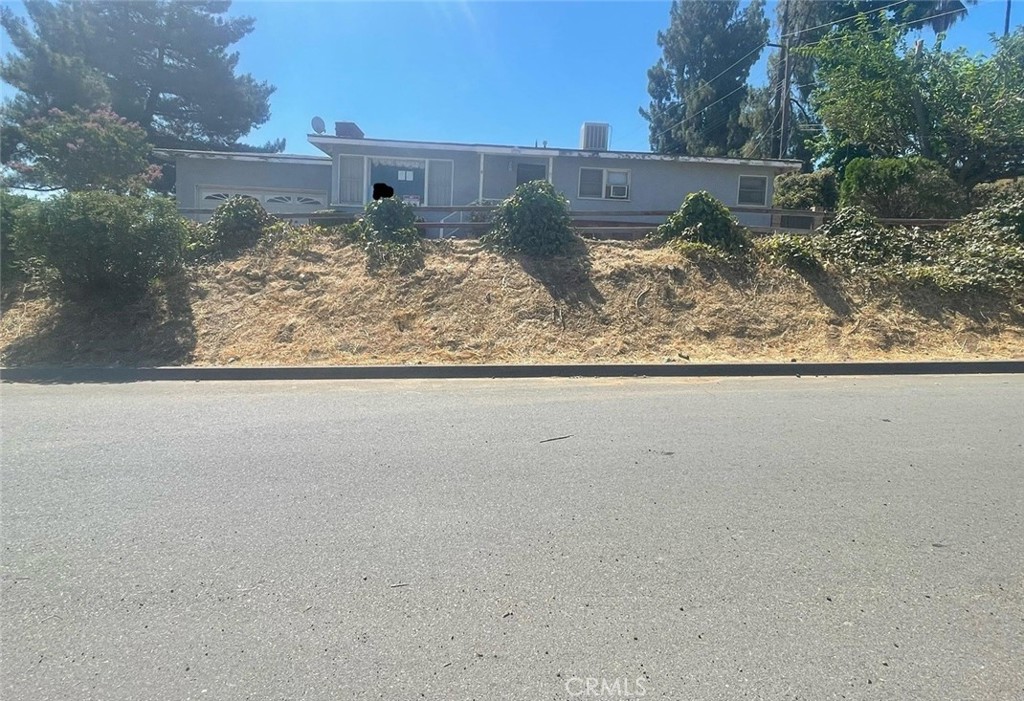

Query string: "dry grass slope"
[[2, 238, 1022, 366]]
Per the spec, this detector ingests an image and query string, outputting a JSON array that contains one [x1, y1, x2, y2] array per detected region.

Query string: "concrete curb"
[[2, 360, 1023, 384]]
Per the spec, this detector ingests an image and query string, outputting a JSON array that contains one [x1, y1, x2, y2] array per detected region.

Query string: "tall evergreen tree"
[[740, 0, 975, 165], [1, 0, 282, 167], [641, 0, 769, 157]]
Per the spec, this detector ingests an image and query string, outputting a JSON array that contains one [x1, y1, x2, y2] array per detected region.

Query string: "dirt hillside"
[[2, 238, 1022, 366]]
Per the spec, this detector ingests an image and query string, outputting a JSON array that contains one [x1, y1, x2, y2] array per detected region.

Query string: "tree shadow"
[[2, 272, 197, 367], [514, 237, 605, 309], [892, 284, 1024, 326], [791, 266, 855, 317]]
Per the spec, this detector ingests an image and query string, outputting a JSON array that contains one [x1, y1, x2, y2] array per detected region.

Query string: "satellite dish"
[[311, 116, 326, 134]]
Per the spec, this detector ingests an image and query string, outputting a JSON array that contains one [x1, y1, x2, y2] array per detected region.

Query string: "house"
[[159, 121, 801, 232]]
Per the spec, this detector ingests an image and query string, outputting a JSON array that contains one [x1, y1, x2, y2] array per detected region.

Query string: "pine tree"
[[641, 0, 769, 157], [1, 0, 282, 165]]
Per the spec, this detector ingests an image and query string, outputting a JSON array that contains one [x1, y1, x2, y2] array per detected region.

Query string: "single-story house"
[[158, 121, 801, 232]]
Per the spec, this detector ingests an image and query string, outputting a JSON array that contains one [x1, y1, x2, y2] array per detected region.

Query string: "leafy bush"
[[2, 189, 32, 285], [258, 221, 326, 255], [813, 198, 1024, 293], [206, 196, 274, 253], [481, 180, 576, 256], [756, 233, 822, 272], [773, 169, 839, 210], [967, 193, 1024, 241], [12, 191, 186, 301], [839, 157, 966, 219], [355, 197, 422, 271], [651, 191, 749, 253], [971, 179, 1024, 210], [817, 207, 921, 269]]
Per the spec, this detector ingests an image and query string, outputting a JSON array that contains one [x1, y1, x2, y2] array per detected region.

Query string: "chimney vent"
[[334, 121, 364, 139], [580, 122, 610, 151]]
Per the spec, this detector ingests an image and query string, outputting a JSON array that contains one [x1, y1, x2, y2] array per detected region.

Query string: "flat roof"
[[307, 134, 802, 169], [153, 149, 330, 166]]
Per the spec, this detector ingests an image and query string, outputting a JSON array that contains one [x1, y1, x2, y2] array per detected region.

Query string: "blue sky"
[[3, 1, 1020, 155]]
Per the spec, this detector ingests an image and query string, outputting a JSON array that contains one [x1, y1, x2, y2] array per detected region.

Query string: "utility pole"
[[1006, 0, 1013, 36], [779, 38, 791, 160], [777, 0, 792, 160]]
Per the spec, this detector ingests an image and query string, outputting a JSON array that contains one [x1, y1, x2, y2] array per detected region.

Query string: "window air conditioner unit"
[[609, 185, 629, 199]]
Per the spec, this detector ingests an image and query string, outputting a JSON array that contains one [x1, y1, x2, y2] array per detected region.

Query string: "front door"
[[516, 163, 547, 187], [370, 161, 425, 205]]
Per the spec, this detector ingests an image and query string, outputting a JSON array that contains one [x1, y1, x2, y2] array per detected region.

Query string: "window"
[[605, 170, 629, 199], [199, 189, 325, 209], [398, 170, 414, 181], [579, 167, 630, 200], [738, 175, 768, 206], [516, 163, 547, 186], [579, 168, 604, 198]]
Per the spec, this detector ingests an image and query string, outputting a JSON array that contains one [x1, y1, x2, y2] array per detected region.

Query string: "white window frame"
[[578, 167, 631, 201], [736, 174, 768, 207]]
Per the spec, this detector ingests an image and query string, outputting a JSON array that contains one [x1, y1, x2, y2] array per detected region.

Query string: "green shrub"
[[651, 191, 749, 253], [258, 221, 326, 255], [815, 197, 1024, 293], [481, 180, 576, 256], [756, 233, 822, 272], [355, 197, 422, 271], [206, 196, 274, 253], [2, 189, 32, 285], [971, 179, 1024, 210], [817, 206, 904, 269], [13, 191, 186, 301], [970, 193, 1024, 242], [839, 157, 966, 219], [773, 169, 839, 210]]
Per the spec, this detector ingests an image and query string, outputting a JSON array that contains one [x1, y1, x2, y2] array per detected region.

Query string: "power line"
[[656, 6, 969, 145], [650, 0, 908, 145], [745, 107, 783, 159], [780, 0, 911, 40], [650, 42, 768, 143], [798, 7, 972, 50]]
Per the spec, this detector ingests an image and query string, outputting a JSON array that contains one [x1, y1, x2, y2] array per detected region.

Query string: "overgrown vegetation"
[[755, 232, 821, 273], [839, 156, 966, 219], [972, 179, 1024, 210], [11, 190, 185, 302], [773, 169, 838, 211], [204, 196, 274, 255], [811, 197, 1024, 293], [651, 190, 749, 254], [1, 189, 31, 285], [354, 197, 422, 271], [482, 180, 577, 256]]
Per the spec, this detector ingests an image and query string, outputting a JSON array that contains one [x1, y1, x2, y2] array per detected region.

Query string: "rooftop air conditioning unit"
[[580, 122, 610, 151]]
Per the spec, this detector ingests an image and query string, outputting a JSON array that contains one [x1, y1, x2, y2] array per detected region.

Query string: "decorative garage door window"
[[199, 188, 326, 210]]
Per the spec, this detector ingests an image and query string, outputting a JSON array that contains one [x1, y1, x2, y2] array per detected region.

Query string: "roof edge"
[[153, 148, 330, 165], [306, 135, 801, 169]]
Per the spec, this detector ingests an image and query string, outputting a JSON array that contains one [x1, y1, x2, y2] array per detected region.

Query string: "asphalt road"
[[2, 376, 1022, 701]]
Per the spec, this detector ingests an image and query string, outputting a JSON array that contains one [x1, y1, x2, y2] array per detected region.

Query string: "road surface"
[[2, 376, 1023, 700]]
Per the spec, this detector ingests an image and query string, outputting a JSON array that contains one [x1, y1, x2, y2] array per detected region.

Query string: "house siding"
[[551, 155, 778, 228], [175, 158, 331, 210], [168, 142, 791, 231]]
